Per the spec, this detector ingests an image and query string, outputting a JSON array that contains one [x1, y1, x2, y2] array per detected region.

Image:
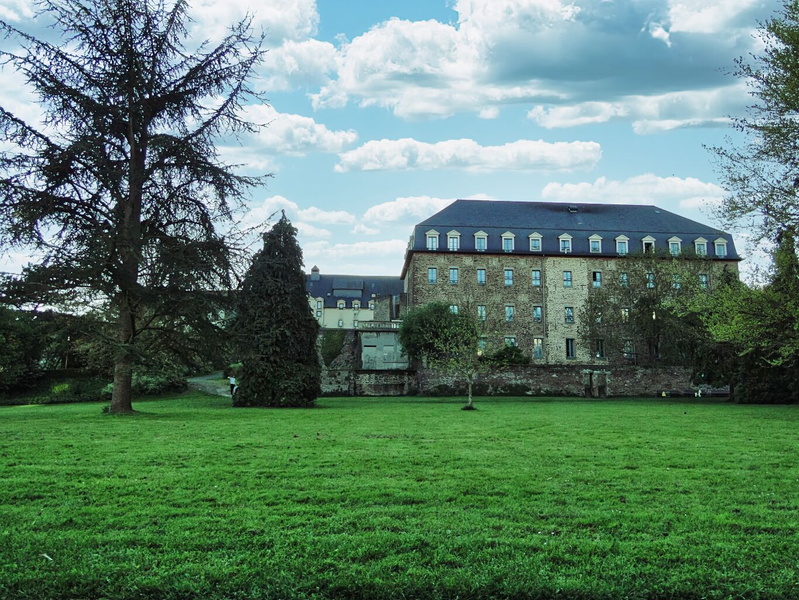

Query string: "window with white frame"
[[533, 338, 544, 359], [505, 305, 515, 322], [619, 272, 629, 287], [316, 300, 322, 309], [563, 271, 573, 287], [504, 269, 514, 286], [694, 238, 708, 256], [447, 230, 461, 251], [504, 336, 517, 347], [559, 233, 572, 253], [474, 231, 488, 252], [449, 268, 459, 284], [426, 230, 439, 250], [616, 235, 629, 255], [699, 273, 709, 289], [565, 306, 575, 324], [477, 336, 487, 355], [532, 305, 542, 323], [589, 234, 602, 253], [428, 267, 437, 283], [668, 237, 682, 256], [369, 301, 375, 310], [714, 238, 728, 257], [477, 268, 486, 285], [449, 305, 459, 314], [353, 300, 361, 310], [337, 300, 345, 310], [501, 232, 515, 252], [646, 272, 655, 288], [671, 274, 681, 289], [642, 236, 656, 254], [529, 233, 542, 252], [531, 269, 541, 287], [477, 305, 486, 321], [592, 271, 602, 288]]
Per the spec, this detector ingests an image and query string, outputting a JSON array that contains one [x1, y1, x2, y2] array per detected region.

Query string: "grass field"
[[1, 392, 798, 600]]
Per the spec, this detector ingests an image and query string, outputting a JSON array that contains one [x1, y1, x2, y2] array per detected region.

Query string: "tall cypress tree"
[[233, 213, 320, 407]]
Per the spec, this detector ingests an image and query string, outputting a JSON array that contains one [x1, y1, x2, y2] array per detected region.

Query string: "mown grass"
[[1, 393, 798, 599]]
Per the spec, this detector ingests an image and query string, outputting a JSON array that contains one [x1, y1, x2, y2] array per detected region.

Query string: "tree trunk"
[[109, 295, 136, 413]]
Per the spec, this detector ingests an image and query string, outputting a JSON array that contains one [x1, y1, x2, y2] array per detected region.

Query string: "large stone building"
[[401, 199, 741, 366]]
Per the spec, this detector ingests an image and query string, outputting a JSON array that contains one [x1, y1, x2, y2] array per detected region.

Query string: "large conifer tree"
[[233, 213, 320, 407], [0, 0, 267, 412]]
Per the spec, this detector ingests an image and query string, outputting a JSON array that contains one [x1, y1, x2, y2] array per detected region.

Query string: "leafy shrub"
[[485, 345, 530, 366], [320, 330, 346, 366]]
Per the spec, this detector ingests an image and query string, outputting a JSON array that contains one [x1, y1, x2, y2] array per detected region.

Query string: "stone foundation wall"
[[321, 363, 694, 397], [418, 364, 694, 397]]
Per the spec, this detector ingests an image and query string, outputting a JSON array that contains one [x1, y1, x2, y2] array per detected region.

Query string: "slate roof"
[[404, 200, 739, 270], [306, 270, 403, 309]]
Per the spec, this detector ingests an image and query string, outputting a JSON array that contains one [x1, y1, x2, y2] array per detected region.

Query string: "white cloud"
[[260, 39, 338, 91], [541, 174, 725, 207], [241, 195, 298, 229], [363, 196, 457, 223], [307, 0, 767, 126], [667, 0, 762, 34], [529, 86, 747, 132], [190, 0, 319, 46], [303, 239, 409, 268], [336, 138, 601, 173], [297, 207, 357, 225], [351, 223, 381, 235], [0, 0, 34, 22], [295, 222, 332, 239], [240, 105, 357, 155]]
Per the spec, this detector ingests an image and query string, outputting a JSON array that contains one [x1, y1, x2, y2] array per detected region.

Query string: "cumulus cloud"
[[0, 0, 34, 22], [529, 86, 747, 131], [363, 196, 457, 223], [297, 207, 357, 225], [541, 174, 725, 208], [336, 138, 601, 173], [260, 39, 338, 91], [190, 0, 319, 46], [307, 0, 767, 127], [239, 105, 357, 155]]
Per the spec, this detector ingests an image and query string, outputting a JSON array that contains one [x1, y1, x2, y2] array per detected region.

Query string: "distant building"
[[401, 199, 741, 366], [306, 266, 408, 370]]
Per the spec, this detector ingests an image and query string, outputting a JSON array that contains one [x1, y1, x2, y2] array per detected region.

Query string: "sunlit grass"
[[2, 393, 798, 599]]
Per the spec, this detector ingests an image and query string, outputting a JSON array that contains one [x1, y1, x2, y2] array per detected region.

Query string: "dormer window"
[[668, 236, 682, 256], [616, 235, 629, 255], [529, 232, 542, 252], [714, 238, 728, 257], [337, 300, 346, 310], [501, 232, 515, 252], [353, 300, 361, 311], [642, 236, 656, 254], [589, 234, 602, 253], [474, 231, 488, 252], [694, 237, 708, 256], [559, 233, 572, 253], [426, 230, 439, 250], [447, 230, 461, 251]]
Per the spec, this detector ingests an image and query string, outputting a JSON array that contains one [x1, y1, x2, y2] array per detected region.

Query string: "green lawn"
[[1, 393, 798, 600]]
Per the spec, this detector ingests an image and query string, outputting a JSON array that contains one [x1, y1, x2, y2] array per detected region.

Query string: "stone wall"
[[418, 364, 695, 397]]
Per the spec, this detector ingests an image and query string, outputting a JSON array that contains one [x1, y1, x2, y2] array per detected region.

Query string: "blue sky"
[[0, 0, 780, 277]]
